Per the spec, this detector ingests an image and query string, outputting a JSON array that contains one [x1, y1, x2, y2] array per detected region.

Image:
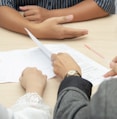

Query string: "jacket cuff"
[[58, 76, 93, 99]]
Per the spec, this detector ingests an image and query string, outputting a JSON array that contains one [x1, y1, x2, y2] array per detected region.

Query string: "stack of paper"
[[0, 29, 109, 86]]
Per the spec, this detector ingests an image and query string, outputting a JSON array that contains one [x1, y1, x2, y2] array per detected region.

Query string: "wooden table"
[[0, 15, 117, 110]]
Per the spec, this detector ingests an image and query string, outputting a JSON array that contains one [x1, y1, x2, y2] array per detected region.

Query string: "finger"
[[44, 75, 47, 79], [52, 58, 59, 68], [53, 66, 59, 75], [57, 53, 70, 60], [19, 76, 22, 81], [112, 56, 117, 62], [19, 5, 35, 11], [19, 6, 29, 11], [25, 15, 39, 21], [23, 67, 31, 73], [104, 70, 116, 78], [22, 67, 36, 75], [51, 54, 58, 61], [23, 10, 35, 17], [19, 77, 23, 86], [62, 27, 88, 38], [54, 15, 74, 24], [110, 62, 117, 73], [52, 53, 66, 62], [57, 53, 65, 56]]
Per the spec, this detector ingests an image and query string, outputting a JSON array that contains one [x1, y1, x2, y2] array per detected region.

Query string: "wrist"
[[26, 23, 41, 38], [26, 86, 44, 97], [45, 10, 54, 18], [47, 9, 65, 18], [59, 76, 92, 99], [65, 70, 81, 78], [26, 90, 43, 97]]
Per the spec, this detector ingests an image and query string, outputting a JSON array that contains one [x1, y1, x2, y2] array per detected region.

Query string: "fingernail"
[[66, 15, 74, 21], [82, 30, 88, 35]]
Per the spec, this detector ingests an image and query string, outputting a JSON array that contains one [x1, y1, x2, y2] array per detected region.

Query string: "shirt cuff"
[[11, 93, 50, 112]]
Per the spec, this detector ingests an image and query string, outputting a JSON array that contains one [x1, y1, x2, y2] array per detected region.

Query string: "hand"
[[19, 67, 47, 97], [51, 53, 81, 80], [31, 15, 88, 39], [20, 5, 49, 23], [104, 56, 117, 77]]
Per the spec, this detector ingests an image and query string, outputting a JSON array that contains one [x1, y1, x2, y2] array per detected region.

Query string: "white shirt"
[[0, 93, 51, 119]]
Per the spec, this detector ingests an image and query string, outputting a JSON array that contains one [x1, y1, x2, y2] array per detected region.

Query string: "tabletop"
[[0, 15, 117, 109]]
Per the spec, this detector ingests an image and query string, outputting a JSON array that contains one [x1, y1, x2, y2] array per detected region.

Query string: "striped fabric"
[[0, 0, 115, 14]]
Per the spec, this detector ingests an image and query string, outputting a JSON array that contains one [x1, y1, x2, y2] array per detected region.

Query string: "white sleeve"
[[7, 93, 51, 119]]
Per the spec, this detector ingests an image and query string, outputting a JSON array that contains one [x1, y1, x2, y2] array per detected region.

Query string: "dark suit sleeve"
[[53, 76, 93, 119], [54, 76, 117, 119]]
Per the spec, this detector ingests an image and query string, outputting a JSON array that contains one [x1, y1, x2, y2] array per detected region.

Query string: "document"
[[0, 29, 109, 86], [47, 44, 109, 86], [0, 44, 109, 86]]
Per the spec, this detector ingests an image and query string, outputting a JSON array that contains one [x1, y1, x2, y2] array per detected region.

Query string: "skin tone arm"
[[51, 53, 117, 79], [51, 53, 81, 80], [19, 67, 47, 97], [0, 6, 88, 40], [104, 56, 117, 78], [20, 0, 108, 23]]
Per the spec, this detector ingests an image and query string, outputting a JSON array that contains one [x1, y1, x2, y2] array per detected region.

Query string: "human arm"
[[20, 0, 115, 23], [51, 53, 92, 119], [53, 75, 117, 118], [52, 53, 117, 119], [0, 6, 88, 39], [104, 56, 117, 77], [0, 67, 51, 119]]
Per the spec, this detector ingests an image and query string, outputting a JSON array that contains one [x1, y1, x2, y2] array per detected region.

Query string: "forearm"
[[47, 0, 110, 22], [0, 6, 34, 35]]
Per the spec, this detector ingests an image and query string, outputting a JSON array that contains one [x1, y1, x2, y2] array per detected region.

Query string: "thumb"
[[51, 54, 57, 61], [19, 6, 29, 11], [111, 62, 117, 73], [55, 15, 74, 24], [104, 70, 116, 78]]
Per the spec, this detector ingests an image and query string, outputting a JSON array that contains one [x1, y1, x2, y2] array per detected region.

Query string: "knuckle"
[[58, 32, 65, 39]]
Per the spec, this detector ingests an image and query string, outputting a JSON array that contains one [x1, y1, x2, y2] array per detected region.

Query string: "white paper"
[[46, 44, 109, 85], [0, 44, 109, 86], [0, 47, 54, 83], [25, 28, 52, 58]]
